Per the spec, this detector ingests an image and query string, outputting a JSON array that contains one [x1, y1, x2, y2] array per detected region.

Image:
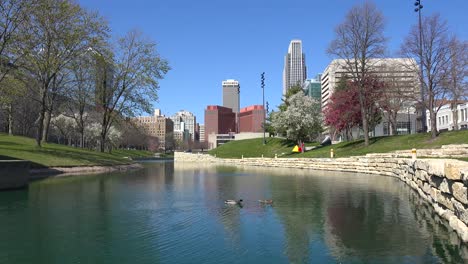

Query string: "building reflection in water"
[[5, 162, 467, 263]]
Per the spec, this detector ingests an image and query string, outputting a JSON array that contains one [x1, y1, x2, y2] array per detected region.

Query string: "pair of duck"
[[224, 199, 273, 205]]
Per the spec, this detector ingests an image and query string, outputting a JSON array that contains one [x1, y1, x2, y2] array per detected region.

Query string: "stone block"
[[452, 198, 468, 226], [414, 159, 428, 171], [427, 159, 446, 177], [451, 182, 468, 205], [445, 160, 468, 181], [439, 178, 452, 194], [437, 191, 455, 211], [449, 216, 468, 243], [415, 170, 429, 181], [423, 182, 431, 195]]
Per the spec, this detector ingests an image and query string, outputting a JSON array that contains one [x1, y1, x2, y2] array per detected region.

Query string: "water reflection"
[[0, 161, 466, 263]]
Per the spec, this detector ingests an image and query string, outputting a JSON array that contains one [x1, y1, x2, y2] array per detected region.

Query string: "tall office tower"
[[222, 79, 240, 113], [170, 110, 197, 141], [283, 39, 307, 97]]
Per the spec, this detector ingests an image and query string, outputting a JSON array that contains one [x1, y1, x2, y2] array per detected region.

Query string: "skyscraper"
[[222, 79, 240, 114], [283, 40, 307, 97]]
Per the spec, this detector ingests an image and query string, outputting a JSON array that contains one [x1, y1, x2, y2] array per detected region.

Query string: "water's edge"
[[175, 152, 468, 243]]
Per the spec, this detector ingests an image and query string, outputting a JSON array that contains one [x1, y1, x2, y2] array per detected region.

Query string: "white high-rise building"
[[170, 110, 196, 141], [283, 40, 307, 97]]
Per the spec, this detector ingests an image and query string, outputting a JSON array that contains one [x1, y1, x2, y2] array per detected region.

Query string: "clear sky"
[[77, 0, 467, 124]]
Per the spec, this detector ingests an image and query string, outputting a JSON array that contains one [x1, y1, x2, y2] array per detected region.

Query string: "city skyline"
[[77, 0, 468, 124]]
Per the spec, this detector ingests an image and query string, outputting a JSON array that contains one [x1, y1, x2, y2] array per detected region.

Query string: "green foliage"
[[272, 92, 323, 143], [279, 85, 304, 112]]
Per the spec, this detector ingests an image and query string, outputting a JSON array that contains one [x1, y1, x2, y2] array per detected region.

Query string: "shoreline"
[[29, 163, 144, 180]]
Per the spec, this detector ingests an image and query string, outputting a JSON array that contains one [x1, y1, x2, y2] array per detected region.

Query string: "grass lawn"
[[0, 133, 155, 168], [208, 137, 318, 159], [209, 130, 468, 159]]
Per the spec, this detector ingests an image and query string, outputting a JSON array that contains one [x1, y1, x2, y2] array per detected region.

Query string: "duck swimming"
[[225, 199, 243, 205], [258, 199, 273, 204]]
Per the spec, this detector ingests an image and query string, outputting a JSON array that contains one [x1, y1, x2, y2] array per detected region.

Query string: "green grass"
[[0, 133, 155, 168], [208, 137, 318, 159], [209, 130, 468, 159]]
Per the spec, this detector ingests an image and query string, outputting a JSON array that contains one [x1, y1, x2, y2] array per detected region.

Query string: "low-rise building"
[[204, 105, 236, 142], [427, 102, 468, 132], [239, 105, 265, 133]]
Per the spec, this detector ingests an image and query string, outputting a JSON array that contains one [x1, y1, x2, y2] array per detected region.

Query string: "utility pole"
[[261, 72, 266, 145], [414, 0, 426, 133]]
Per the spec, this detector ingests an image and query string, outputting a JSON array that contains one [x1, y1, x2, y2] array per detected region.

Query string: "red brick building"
[[204, 105, 236, 142], [239, 105, 265, 133]]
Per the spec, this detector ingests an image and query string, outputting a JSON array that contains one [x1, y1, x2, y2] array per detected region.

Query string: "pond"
[[0, 161, 467, 263]]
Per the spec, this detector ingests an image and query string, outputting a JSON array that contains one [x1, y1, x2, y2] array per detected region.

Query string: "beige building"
[[321, 58, 419, 109], [133, 109, 174, 150]]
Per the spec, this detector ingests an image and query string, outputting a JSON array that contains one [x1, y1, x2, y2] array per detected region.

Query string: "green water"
[[0, 161, 467, 263]]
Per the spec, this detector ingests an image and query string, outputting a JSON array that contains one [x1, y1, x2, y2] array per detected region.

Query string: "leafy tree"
[[271, 92, 322, 143], [324, 77, 383, 140], [0, 0, 32, 83], [323, 82, 361, 140], [279, 85, 303, 112], [328, 2, 387, 146], [20, 0, 108, 147], [96, 30, 169, 152]]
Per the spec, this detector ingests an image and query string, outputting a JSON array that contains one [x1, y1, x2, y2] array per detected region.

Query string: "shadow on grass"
[[1, 145, 128, 168], [0, 141, 23, 146]]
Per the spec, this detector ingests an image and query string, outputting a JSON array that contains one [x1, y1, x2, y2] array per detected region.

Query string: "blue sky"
[[78, 0, 467, 124]]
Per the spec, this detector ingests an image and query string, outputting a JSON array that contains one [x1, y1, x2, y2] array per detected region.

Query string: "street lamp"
[[261, 72, 266, 145], [414, 0, 427, 133]]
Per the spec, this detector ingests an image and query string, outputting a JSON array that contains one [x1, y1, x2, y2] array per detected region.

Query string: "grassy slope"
[[208, 137, 318, 159], [0, 133, 154, 168], [209, 130, 468, 159]]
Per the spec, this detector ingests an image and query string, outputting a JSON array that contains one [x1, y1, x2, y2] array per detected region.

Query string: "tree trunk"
[[41, 111, 51, 143], [36, 102, 46, 147], [390, 112, 397, 136], [100, 132, 106, 152], [358, 90, 369, 146], [7, 103, 13, 136], [452, 104, 459, 130]]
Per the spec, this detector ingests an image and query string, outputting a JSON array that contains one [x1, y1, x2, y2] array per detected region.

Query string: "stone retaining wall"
[[175, 152, 468, 242], [0, 160, 30, 190]]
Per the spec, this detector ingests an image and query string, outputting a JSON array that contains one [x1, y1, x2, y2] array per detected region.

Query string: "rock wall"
[[0, 160, 30, 190], [175, 152, 468, 242]]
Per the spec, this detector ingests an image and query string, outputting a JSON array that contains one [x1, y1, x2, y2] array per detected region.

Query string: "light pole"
[[261, 72, 266, 145], [415, 0, 426, 133]]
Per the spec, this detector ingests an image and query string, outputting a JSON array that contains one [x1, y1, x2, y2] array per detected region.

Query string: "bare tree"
[[65, 53, 95, 147], [96, 30, 169, 152], [378, 63, 417, 135], [327, 2, 387, 146], [400, 14, 453, 138], [20, 0, 108, 147], [446, 37, 468, 130]]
